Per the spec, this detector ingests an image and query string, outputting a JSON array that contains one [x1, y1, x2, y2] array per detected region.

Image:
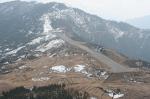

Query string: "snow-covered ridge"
[[36, 39, 65, 52], [27, 34, 56, 45]]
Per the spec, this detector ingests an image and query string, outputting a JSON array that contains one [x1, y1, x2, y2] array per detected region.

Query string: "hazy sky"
[[1, 0, 150, 21]]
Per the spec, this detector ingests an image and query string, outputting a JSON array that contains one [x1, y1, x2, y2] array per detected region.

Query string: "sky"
[[0, 0, 150, 21]]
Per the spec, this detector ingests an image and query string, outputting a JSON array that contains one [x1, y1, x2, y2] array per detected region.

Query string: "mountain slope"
[[56, 32, 131, 72], [0, 1, 150, 62], [0, 1, 150, 99], [126, 15, 150, 29]]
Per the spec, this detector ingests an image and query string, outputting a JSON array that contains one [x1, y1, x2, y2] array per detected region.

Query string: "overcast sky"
[[1, 0, 150, 21]]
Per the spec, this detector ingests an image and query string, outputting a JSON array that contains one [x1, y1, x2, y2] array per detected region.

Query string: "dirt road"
[[56, 32, 134, 73]]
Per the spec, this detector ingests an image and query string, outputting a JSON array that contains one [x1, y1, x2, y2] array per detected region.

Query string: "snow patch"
[[52, 3, 59, 10], [73, 65, 90, 75], [108, 93, 124, 99], [107, 89, 124, 99], [5, 48, 11, 52], [32, 77, 50, 81], [48, 65, 109, 80], [20, 55, 26, 58], [90, 97, 97, 99], [50, 65, 70, 73], [28, 37, 43, 45], [42, 14, 53, 34], [19, 65, 28, 70], [6, 46, 25, 55], [49, 65, 87, 74], [3, 62, 9, 65], [106, 23, 125, 41], [95, 69, 109, 80], [110, 27, 125, 41], [73, 65, 85, 72], [44, 34, 56, 41], [28, 34, 56, 45]]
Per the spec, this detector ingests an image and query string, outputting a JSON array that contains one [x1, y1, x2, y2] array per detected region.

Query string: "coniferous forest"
[[0, 84, 89, 99]]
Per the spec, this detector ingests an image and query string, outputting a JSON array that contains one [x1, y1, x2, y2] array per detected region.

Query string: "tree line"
[[0, 84, 89, 99]]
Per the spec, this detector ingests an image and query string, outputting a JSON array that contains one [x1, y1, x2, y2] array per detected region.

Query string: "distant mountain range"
[[0, 1, 150, 63], [126, 15, 150, 29]]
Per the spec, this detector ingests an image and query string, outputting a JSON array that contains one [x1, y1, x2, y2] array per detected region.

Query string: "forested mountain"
[[0, 1, 150, 64]]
